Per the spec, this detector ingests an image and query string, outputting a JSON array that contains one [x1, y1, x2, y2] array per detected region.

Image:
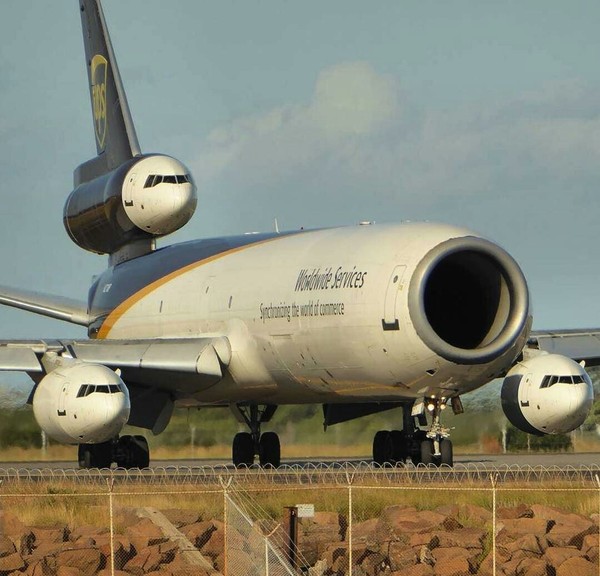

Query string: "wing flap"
[[0, 346, 43, 372], [69, 338, 230, 376]]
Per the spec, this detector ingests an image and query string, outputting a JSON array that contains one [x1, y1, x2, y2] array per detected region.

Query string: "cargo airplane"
[[0, 0, 597, 469]]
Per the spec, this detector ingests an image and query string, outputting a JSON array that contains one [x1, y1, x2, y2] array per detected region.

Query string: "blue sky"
[[0, 0, 599, 350]]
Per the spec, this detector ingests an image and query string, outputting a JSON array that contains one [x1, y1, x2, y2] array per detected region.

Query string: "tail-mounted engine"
[[64, 154, 197, 255]]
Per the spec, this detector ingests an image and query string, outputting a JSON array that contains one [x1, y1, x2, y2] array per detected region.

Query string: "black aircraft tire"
[[390, 430, 407, 463], [372, 430, 392, 465], [131, 435, 150, 468], [440, 438, 453, 467], [79, 442, 112, 469], [232, 432, 254, 467], [420, 439, 434, 466], [259, 432, 281, 468]]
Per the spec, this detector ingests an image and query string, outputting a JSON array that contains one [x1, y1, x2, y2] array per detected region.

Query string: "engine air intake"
[[409, 237, 529, 364]]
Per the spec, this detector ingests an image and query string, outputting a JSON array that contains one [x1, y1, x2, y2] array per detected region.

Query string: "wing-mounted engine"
[[64, 154, 197, 256], [501, 353, 593, 435], [32, 361, 130, 444]]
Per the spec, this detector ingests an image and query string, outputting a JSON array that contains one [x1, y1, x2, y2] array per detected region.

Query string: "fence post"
[[490, 474, 497, 576], [106, 478, 115, 576], [595, 475, 600, 576], [219, 476, 232, 576], [345, 469, 353, 576]]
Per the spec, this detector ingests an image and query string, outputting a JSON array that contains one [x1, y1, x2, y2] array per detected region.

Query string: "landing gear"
[[372, 398, 456, 467], [115, 435, 150, 468], [78, 434, 150, 469], [78, 441, 112, 469], [230, 404, 280, 468]]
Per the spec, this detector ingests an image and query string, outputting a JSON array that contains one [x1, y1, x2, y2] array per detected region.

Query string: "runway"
[[0, 451, 597, 469]]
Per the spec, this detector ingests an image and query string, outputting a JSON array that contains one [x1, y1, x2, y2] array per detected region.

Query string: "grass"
[[1, 475, 598, 531]]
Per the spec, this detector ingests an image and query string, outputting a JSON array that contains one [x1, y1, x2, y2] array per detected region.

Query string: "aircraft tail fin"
[[75, 0, 141, 186]]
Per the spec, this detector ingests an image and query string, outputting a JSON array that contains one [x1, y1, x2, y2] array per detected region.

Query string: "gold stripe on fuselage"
[[97, 235, 293, 339]]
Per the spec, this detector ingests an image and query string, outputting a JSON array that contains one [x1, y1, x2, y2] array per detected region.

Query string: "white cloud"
[[191, 65, 600, 240]]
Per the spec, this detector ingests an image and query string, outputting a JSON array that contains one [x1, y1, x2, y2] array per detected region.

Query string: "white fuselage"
[[94, 222, 530, 405]]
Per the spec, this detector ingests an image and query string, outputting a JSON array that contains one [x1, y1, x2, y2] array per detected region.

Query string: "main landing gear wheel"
[[230, 404, 281, 468], [78, 441, 112, 469], [259, 431, 281, 468], [372, 430, 393, 465], [116, 435, 150, 469], [440, 438, 453, 467], [420, 439, 434, 466], [232, 432, 254, 467]]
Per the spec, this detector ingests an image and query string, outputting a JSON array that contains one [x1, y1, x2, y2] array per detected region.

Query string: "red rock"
[[433, 528, 486, 550], [409, 533, 440, 549], [392, 565, 434, 576], [498, 517, 554, 538], [170, 568, 212, 576], [359, 551, 388, 575], [124, 549, 153, 576], [544, 546, 583, 569], [514, 557, 547, 576], [531, 504, 587, 525], [581, 533, 599, 562], [433, 554, 471, 576], [55, 547, 104, 574], [351, 518, 378, 545], [497, 504, 533, 520], [125, 519, 166, 552], [69, 526, 107, 544], [160, 510, 202, 529], [180, 521, 217, 549], [201, 525, 225, 559], [56, 567, 82, 576], [31, 527, 69, 545], [0, 551, 25, 572], [387, 542, 417, 571], [390, 564, 434, 576], [505, 533, 547, 557], [556, 556, 596, 576], [323, 543, 347, 573], [547, 522, 596, 549], [1, 512, 35, 556], [0, 537, 16, 558]]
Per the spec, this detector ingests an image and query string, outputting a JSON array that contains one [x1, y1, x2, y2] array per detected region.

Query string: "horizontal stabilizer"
[[0, 286, 89, 326], [529, 329, 600, 366]]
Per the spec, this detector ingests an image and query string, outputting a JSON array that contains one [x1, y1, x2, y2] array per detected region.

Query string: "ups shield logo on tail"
[[91, 54, 108, 150]]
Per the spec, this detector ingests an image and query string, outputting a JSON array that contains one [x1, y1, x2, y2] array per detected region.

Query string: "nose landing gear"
[[372, 397, 460, 467]]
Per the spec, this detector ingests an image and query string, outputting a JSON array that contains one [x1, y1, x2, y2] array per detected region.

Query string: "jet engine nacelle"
[[501, 353, 593, 435], [32, 362, 131, 444], [64, 154, 197, 254]]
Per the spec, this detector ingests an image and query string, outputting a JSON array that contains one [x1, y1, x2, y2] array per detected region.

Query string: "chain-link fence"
[[0, 464, 599, 575]]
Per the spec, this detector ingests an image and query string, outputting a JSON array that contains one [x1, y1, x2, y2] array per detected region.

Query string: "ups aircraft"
[[0, 0, 598, 469]]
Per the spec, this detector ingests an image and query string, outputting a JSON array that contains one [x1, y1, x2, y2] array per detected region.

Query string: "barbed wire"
[[0, 462, 599, 486]]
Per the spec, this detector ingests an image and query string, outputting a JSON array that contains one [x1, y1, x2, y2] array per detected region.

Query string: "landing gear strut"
[[372, 398, 457, 467], [78, 434, 150, 469], [231, 404, 280, 468]]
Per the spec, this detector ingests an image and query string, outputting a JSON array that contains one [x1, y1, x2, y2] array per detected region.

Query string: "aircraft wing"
[[0, 337, 232, 435], [528, 329, 600, 367], [0, 285, 89, 326], [0, 337, 231, 377]]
